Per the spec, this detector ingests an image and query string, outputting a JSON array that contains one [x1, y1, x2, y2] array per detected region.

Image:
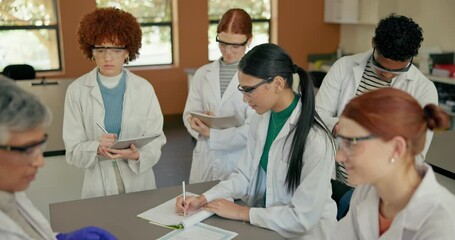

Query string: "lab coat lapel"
[[356, 189, 380, 239], [85, 69, 104, 108], [206, 63, 222, 108], [220, 71, 239, 105]]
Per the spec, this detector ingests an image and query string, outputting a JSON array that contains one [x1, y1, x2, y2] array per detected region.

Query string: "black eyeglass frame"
[[215, 35, 249, 48], [371, 48, 413, 74], [237, 77, 274, 94], [0, 134, 48, 154]]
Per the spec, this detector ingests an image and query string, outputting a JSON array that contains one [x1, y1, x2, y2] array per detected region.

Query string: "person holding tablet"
[[63, 8, 166, 199], [0, 79, 117, 239], [183, 8, 254, 183], [177, 43, 337, 239], [335, 88, 455, 239]]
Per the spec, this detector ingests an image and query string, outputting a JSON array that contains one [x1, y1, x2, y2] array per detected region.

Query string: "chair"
[[2, 64, 36, 80], [309, 71, 327, 89], [331, 179, 353, 220]]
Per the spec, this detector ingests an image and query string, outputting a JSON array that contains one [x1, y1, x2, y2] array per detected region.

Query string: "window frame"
[[0, 0, 62, 73], [95, 0, 174, 67]]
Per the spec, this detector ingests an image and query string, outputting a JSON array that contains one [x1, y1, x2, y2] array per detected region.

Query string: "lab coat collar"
[[399, 165, 439, 230], [355, 187, 380, 239], [205, 61, 222, 104], [354, 164, 439, 239], [272, 100, 302, 141]]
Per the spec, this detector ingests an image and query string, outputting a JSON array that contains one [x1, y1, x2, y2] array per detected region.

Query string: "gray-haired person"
[[0, 79, 116, 239]]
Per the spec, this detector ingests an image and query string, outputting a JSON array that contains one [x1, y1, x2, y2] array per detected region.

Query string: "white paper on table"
[[158, 223, 238, 240], [137, 192, 233, 229]]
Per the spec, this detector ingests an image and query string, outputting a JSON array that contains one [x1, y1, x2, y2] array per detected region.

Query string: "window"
[[96, 0, 173, 66], [208, 0, 271, 61], [0, 0, 61, 72]]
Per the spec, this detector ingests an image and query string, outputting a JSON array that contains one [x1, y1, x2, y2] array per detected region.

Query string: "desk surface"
[[50, 181, 281, 239], [426, 130, 455, 174]]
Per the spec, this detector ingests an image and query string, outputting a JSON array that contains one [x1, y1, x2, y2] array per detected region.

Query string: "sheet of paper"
[[158, 223, 238, 240], [137, 192, 214, 229]]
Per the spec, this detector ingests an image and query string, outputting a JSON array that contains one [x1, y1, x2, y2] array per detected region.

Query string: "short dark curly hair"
[[77, 7, 142, 63], [373, 14, 423, 61]]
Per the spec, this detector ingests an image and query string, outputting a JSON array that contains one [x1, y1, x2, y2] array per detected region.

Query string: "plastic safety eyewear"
[[371, 48, 413, 74]]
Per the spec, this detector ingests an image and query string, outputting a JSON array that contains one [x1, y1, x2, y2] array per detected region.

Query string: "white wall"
[[26, 155, 84, 221], [340, 0, 455, 55]]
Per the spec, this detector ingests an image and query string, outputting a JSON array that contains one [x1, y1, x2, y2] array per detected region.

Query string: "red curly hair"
[[77, 7, 142, 63]]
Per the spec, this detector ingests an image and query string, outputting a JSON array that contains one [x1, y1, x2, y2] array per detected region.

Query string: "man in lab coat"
[[316, 14, 438, 187]]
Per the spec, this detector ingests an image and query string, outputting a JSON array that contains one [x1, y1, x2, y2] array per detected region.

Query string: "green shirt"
[[260, 94, 300, 172]]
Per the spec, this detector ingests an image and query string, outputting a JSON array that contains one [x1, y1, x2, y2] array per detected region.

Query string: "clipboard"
[[190, 112, 243, 129], [109, 134, 160, 149]]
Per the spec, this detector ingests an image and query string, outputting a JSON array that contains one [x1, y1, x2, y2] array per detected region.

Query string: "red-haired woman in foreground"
[[335, 88, 455, 239]]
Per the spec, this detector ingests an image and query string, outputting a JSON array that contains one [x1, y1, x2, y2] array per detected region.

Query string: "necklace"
[[271, 113, 287, 136]]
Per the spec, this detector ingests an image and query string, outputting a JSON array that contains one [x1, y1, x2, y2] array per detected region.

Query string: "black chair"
[[309, 71, 327, 89], [2, 64, 36, 80]]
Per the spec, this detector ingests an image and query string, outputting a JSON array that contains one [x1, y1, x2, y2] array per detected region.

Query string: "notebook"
[[137, 192, 232, 229], [190, 112, 243, 129], [109, 134, 161, 149]]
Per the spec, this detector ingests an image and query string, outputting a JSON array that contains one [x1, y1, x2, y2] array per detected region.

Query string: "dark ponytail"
[[285, 66, 331, 193]]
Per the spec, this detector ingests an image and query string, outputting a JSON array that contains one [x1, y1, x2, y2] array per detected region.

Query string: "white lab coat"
[[63, 68, 166, 199], [0, 192, 55, 240], [183, 60, 253, 183], [315, 50, 438, 162], [336, 164, 455, 239], [203, 101, 337, 239]]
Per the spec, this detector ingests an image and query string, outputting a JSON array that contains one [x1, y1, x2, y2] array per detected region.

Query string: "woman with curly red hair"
[[63, 8, 166, 199]]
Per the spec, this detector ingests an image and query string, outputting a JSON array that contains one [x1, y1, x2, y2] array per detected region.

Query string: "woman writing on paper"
[[335, 88, 455, 239], [63, 8, 166, 199], [0, 79, 117, 239], [183, 8, 254, 183], [177, 43, 337, 239]]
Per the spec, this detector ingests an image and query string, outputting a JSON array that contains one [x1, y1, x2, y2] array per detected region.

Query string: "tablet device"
[[109, 134, 161, 149]]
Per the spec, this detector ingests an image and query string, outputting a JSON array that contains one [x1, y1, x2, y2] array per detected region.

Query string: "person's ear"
[[273, 76, 286, 91], [391, 135, 408, 160], [371, 37, 375, 49]]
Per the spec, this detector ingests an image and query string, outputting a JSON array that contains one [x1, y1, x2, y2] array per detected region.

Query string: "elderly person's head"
[[0, 79, 51, 192]]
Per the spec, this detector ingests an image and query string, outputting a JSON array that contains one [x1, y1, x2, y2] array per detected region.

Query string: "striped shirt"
[[219, 59, 238, 97], [337, 60, 392, 185]]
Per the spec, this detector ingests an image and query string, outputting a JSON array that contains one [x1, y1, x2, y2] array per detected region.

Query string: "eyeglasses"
[[0, 134, 48, 163], [216, 36, 249, 52], [237, 77, 273, 96], [371, 48, 413, 75], [335, 134, 377, 156], [92, 46, 127, 57]]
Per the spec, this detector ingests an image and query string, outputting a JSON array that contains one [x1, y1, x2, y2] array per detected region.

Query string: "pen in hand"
[[96, 122, 109, 134], [182, 181, 186, 216]]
